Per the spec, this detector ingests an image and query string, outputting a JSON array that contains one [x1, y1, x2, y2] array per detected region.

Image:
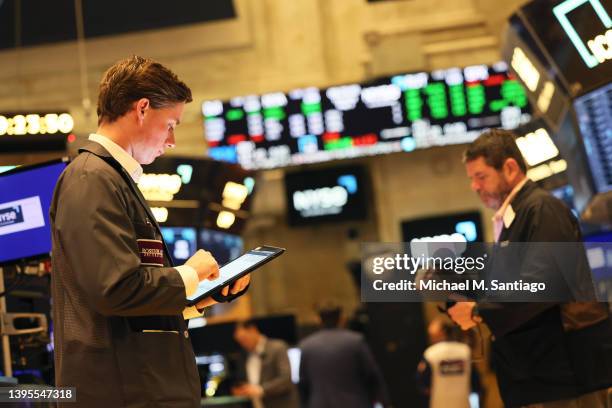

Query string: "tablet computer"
[[186, 246, 285, 306]]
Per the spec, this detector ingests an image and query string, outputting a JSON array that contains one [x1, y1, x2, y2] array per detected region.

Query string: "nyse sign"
[[554, 0, 612, 68], [292, 174, 358, 218], [0, 206, 24, 228], [0, 196, 45, 236], [588, 28, 612, 64], [293, 186, 349, 217]]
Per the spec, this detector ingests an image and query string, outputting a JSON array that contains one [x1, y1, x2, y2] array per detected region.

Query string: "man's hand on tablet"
[[194, 274, 251, 310], [186, 249, 219, 282], [230, 274, 251, 294]]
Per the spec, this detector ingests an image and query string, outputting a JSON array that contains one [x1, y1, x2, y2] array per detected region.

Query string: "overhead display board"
[[573, 82, 612, 193], [504, 0, 612, 223], [203, 62, 531, 170], [0, 112, 74, 153], [519, 0, 612, 94]]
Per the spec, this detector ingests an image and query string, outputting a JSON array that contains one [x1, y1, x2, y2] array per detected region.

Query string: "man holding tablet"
[[50, 56, 250, 407], [187, 246, 284, 306]]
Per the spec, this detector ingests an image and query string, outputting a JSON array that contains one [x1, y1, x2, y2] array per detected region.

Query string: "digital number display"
[[0, 113, 74, 136], [203, 62, 531, 169]]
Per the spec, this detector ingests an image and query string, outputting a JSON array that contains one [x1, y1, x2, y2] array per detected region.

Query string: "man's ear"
[[134, 98, 150, 123], [503, 158, 521, 179]]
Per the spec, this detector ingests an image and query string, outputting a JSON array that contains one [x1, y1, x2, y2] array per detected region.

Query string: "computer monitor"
[[198, 228, 243, 266], [285, 165, 368, 226], [160, 227, 198, 265], [401, 211, 483, 243], [0, 159, 68, 265]]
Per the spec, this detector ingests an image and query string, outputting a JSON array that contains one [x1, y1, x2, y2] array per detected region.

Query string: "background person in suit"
[[298, 303, 390, 408], [232, 319, 299, 408], [51, 56, 250, 408], [448, 129, 612, 408]]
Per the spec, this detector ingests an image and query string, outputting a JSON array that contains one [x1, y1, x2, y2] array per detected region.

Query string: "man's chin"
[[481, 196, 501, 210]]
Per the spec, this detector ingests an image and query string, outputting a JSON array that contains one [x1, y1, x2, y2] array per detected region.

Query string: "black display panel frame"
[[204, 63, 532, 170], [284, 165, 369, 226], [401, 211, 484, 243], [518, 0, 612, 96]]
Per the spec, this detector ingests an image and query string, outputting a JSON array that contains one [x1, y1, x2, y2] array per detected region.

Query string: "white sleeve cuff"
[[175, 264, 199, 297], [183, 306, 204, 320]]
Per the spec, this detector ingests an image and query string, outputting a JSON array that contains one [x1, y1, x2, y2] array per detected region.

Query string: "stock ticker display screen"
[[573, 82, 612, 193], [203, 62, 532, 169]]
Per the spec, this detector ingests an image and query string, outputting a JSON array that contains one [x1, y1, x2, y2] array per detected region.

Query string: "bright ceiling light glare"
[[537, 81, 555, 113], [216, 211, 235, 229], [151, 207, 169, 223], [138, 173, 182, 201], [550, 159, 568, 173], [527, 159, 567, 182], [511, 47, 540, 92], [527, 164, 553, 181], [222, 181, 248, 210], [516, 128, 560, 166]]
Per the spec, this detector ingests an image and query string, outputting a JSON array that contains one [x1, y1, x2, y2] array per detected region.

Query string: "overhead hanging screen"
[[519, 0, 612, 94], [203, 62, 532, 169], [573, 82, 612, 193], [0, 160, 68, 265]]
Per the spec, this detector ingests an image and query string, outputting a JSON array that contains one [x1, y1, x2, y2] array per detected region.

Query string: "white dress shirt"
[[491, 176, 528, 242], [246, 336, 267, 408], [88, 134, 203, 319]]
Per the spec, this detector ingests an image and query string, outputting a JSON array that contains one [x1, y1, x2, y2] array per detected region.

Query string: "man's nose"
[[165, 134, 175, 148], [470, 180, 479, 192]]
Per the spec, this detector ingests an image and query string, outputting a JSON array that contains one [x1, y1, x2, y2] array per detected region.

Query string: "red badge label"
[[137, 239, 164, 266]]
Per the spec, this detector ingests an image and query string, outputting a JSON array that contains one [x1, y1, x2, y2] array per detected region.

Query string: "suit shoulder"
[[266, 338, 289, 352], [519, 185, 574, 221], [338, 329, 365, 344], [522, 186, 566, 210], [67, 152, 120, 178], [300, 329, 363, 349], [60, 153, 125, 190]]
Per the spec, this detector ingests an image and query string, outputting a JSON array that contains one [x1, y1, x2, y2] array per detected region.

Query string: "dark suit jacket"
[[51, 142, 201, 407], [478, 180, 612, 407], [235, 337, 299, 408], [298, 328, 389, 408]]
